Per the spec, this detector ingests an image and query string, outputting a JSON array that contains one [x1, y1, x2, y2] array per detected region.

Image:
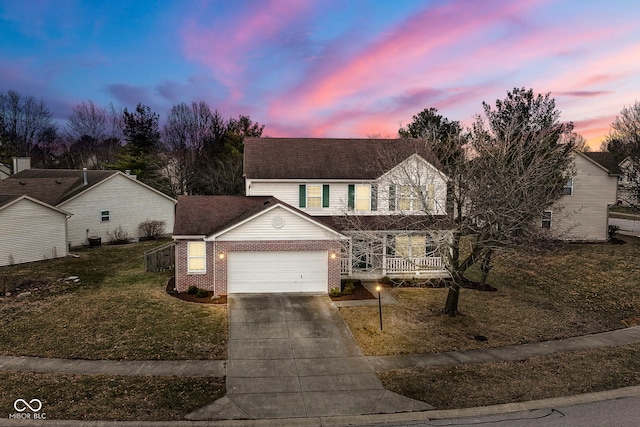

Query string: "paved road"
[[357, 396, 640, 426]]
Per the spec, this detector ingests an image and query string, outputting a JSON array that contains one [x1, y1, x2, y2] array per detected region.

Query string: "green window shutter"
[[299, 185, 306, 208], [322, 185, 330, 208], [371, 184, 378, 211], [389, 185, 396, 211], [348, 185, 355, 210]]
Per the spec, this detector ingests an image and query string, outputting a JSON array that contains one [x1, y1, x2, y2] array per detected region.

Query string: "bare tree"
[[444, 88, 574, 315], [63, 101, 123, 169], [0, 90, 55, 162], [357, 89, 575, 317], [603, 101, 640, 207], [161, 101, 218, 195]]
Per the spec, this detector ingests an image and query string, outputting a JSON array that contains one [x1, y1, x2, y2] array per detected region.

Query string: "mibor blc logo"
[[8, 398, 46, 420]]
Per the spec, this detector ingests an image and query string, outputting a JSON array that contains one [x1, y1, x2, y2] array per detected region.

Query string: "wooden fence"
[[144, 242, 175, 272]]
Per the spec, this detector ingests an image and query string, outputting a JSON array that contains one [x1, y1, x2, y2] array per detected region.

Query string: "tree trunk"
[[479, 248, 493, 287], [443, 280, 460, 316]]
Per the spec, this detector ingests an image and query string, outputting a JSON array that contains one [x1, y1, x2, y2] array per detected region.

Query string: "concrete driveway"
[[187, 293, 430, 420]]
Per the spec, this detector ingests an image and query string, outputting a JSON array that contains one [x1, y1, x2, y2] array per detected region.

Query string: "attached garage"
[[227, 251, 328, 293], [173, 196, 346, 295]]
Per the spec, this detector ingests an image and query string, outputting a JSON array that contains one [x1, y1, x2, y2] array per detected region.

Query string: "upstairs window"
[[389, 184, 435, 212], [299, 185, 330, 208], [100, 210, 110, 222], [355, 184, 371, 211], [563, 177, 573, 196], [542, 210, 552, 229]]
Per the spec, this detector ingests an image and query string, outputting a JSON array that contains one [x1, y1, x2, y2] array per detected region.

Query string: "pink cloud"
[[181, 0, 313, 101]]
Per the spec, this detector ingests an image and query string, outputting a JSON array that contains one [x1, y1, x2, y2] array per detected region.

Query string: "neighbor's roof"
[[0, 169, 118, 206], [0, 194, 71, 215], [0, 194, 21, 208], [243, 138, 444, 180], [581, 152, 623, 175]]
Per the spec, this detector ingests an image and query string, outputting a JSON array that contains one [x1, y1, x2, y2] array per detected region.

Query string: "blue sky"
[[1, 0, 639, 148]]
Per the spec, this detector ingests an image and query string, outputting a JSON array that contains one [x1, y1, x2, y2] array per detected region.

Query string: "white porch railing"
[[385, 256, 442, 273], [340, 258, 350, 274], [341, 256, 444, 275]]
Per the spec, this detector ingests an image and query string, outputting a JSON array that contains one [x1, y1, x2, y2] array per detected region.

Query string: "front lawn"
[[0, 241, 227, 360], [0, 372, 224, 421], [340, 235, 640, 356], [380, 343, 640, 410]]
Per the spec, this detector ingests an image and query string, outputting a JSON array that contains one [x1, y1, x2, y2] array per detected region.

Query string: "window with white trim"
[[542, 210, 552, 229], [307, 185, 322, 208], [563, 177, 573, 196], [299, 184, 330, 208], [100, 210, 110, 222], [390, 184, 434, 212], [393, 235, 427, 258], [355, 184, 370, 211], [187, 241, 206, 273]]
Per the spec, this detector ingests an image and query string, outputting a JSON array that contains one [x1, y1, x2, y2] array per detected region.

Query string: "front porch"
[[340, 255, 449, 279]]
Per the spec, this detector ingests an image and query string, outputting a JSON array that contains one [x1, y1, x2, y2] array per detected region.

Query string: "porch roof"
[[313, 215, 452, 232]]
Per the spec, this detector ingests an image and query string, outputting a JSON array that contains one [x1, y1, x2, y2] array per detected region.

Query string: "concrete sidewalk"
[[3, 324, 638, 377], [368, 325, 640, 371]]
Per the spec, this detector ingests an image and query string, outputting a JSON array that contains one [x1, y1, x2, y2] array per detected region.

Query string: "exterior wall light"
[[218, 253, 225, 259]]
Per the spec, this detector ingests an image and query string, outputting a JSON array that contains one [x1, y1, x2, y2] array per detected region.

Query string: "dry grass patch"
[[379, 343, 640, 409], [0, 241, 227, 360], [340, 236, 640, 356], [0, 371, 224, 421]]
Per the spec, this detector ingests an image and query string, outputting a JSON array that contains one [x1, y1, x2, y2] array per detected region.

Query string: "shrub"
[[187, 285, 198, 295], [329, 287, 342, 297], [138, 219, 166, 240], [380, 276, 392, 285], [195, 288, 208, 298], [107, 226, 130, 244], [342, 282, 355, 295]]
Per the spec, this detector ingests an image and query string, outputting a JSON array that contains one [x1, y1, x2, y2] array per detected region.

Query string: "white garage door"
[[227, 251, 328, 293]]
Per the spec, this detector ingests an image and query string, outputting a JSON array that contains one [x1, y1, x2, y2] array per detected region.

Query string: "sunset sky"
[[1, 0, 639, 149]]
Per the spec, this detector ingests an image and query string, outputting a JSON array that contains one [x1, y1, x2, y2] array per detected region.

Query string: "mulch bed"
[[330, 281, 376, 301], [165, 277, 227, 304], [170, 291, 227, 305]]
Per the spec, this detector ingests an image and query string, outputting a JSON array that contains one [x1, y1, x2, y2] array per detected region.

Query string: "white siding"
[[60, 174, 176, 247], [553, 153, 618, 241], [0, 199, 68, 266], [216, 206, 337, 241], [247, 156, 448, 217]]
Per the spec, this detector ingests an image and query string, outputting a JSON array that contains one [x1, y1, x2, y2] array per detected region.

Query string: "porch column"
[[382, 235, 387, 276]]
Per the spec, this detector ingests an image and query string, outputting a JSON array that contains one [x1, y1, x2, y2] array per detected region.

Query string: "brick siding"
[[175, 239, 342, 295]]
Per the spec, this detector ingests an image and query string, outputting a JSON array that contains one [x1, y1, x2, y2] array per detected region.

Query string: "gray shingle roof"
[[0, 169, 119, 206], [174, 196, 286, 236], [582, 152, 623, 175]]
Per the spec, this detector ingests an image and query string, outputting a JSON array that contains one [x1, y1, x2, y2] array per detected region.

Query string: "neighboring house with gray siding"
[[547, 151, 620, 241], [0, 195, 70, 266], [0, 169, 176, 247]]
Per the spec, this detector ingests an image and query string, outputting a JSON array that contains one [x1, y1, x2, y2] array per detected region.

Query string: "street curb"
[[3, 385, 640, 427]]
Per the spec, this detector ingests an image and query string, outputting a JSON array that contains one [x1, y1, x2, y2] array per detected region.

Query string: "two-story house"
[[172, 138, 451, 295]]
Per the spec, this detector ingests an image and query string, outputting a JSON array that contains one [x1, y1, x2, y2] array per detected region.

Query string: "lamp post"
[[376, 285, 383, 331]]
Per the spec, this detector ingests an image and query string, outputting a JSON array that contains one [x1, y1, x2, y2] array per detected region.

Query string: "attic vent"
[[19, 181, 25, 185], [263, 201, 271, 205], [55, 179, 62, 184]]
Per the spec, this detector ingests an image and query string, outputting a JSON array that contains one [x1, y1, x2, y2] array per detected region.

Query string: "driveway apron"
[[187, 294, 431, 420]]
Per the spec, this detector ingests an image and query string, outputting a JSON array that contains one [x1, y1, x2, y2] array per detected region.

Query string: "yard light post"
[[376, 285, 383, 331]]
